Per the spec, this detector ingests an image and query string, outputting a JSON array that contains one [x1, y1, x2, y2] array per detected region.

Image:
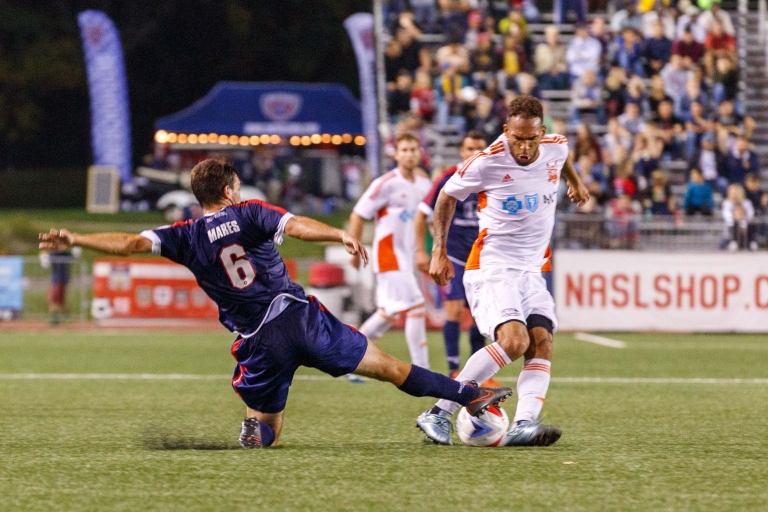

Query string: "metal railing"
[[761, 0, 768, 71], [554, 213, 768, 252]]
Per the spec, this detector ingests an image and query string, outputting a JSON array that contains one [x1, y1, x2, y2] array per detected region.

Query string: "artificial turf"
[[1, 330, 767, 511]]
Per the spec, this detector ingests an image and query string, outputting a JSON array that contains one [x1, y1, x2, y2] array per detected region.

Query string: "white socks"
[[512, 358, 551, 425], [435, 342, 511, 415], [405, 306, 429, 369], [358, 310, 393, 342]]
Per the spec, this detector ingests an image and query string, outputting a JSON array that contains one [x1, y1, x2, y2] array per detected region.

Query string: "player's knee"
[[495, 320, 530, 359]]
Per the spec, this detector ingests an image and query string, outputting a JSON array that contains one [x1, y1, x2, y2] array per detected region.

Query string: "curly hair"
[[507, 95, 543, 122]]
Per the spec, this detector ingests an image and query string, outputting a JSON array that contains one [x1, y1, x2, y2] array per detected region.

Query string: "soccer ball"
[[455, 405, 510, 447]]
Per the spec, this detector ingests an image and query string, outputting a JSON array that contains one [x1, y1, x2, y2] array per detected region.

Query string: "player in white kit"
[[350, 133, 434, 369], [416, 96, 589, 446]]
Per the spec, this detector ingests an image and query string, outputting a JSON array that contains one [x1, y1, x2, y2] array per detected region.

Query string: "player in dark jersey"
[[415, 131, 499, 384], [39, 159, 512, 448]]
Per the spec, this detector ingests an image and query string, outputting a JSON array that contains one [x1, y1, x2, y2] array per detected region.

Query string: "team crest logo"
[[502, 196, 522, 215], [525, 194, 539, 212], [547, 160, 559, 183], [260, 93, 302, 122]]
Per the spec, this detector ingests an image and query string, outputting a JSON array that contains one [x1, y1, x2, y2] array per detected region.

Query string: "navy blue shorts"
[[229, 297, 368, 414], [440, 260, 466, 302]]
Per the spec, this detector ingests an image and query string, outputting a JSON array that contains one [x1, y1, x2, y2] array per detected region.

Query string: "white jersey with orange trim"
[[442, 133, 568, 272], [353, 168, 433, 274]]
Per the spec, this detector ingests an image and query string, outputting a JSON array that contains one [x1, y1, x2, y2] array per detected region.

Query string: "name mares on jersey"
[[141, 200, 302, 336]]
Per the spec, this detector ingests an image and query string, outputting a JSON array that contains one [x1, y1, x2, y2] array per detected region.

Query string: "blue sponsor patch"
[[525, 194, 539, 212], [502, 196, 522, 215], [399, 209, 415, 222]]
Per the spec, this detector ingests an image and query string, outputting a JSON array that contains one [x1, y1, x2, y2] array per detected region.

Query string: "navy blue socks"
[[398, 365, 479, 405], [443, 320, 460, 371], [469, 325, 485, 354]]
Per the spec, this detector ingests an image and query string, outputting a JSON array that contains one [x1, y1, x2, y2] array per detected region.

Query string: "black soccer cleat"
[[464, 381, 514, 416], [239, 417, 263, 449]]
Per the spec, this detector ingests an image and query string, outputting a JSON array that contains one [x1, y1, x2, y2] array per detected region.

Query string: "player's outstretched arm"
[[284, 216, 369, 267], [38, 229, 152, 256], [429, 190, 457, 286], [561, 154, 590, 206]]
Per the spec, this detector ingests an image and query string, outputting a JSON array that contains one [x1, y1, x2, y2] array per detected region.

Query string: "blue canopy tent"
[[155, 82, 363, 138]]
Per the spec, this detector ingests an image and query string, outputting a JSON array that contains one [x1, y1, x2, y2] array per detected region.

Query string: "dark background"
[[0, 0, 372, 172]]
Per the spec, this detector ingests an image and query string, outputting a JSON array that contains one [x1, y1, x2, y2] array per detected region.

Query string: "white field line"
[[1, 374, 768, 384], [574, 332, 627, 348]]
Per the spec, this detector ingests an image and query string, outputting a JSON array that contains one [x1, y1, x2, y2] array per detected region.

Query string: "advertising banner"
[[92, 259, 217, 320], [344, 13, 379, 177], [554, 250, 768, 332], [78, 10, 132, 183], [0, 256, 23, 320]]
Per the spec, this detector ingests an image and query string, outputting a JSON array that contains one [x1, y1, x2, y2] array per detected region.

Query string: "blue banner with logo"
[[0, 256, 23, 315], [78, 10, 132, 183], [344, 13, 379, 177]]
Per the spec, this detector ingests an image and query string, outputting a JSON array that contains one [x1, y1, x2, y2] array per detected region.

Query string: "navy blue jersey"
[[141, 200, 304, 335], [419, 166, 480, 264]]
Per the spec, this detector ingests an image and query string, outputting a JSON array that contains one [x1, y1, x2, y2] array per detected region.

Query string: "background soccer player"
[[39, 159, 511, 448], [414, 130, 498, 384], [349, 133, 433, 369], [416, 97, 590, 446]]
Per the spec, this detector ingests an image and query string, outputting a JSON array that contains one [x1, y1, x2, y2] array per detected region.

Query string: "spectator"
[[434, 63, 468, 130], [643, 21, 673, 75], [660, 54, 690, 104], [618, 102, 647, 135], [685, 101, 715, 159], [467, 95, 502, 140], [697, 0, 734, 35], [624, 74, 649, 113], [41, 249, 76, 325], [554, 0, 587, 24], [648, 74, 673, 115], [606, 193, 639, 249], [389, 70, 413, 117], [683, 168, 715, 215], [469, 32, 496, 89], [613, 159, 639, 198], [385, 40, 404, 86], [645, 169, 676, 215], [612, 27, 645, 77], [676, 7, 707, 43], [399, 27, 431, 74], [744, 173, 768, 214], [676, 75, 709, 122], [724, 136, 759, 185], [715, 100, 756, 147], [603, 117, 634, 157], [410, 70, 436, 121], [534, 25, 570, 90], [573, 122, 604, 165], [497, 31, 530, 85], [566, 23, 603, 81], [672, 26, 705, 66], [571, 70, 605, 123], [703, 20, 736, 76], [604, 67, 628, 118], [498, 8, 530, 38], [651, 100, 685, 158], [641, 6, 676, 40], [711, 56, 738, 104], [436, 25, 470, 73], [591, 17, 613, 65], [439, 0, 471, 33], [464, 10, 484, 49], [632, 133, 663, 185], [611, 1, 643, 33], [410, 0, 440, 34], [722, 183, 757, 250], [689, 131, 726, 192], [514, 72, 540, 98]]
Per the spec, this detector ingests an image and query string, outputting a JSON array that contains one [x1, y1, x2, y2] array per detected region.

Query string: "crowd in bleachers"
[[382, 0, 767, 250]]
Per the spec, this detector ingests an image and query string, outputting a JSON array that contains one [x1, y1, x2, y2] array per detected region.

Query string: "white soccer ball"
[[456, 405, 509, 447]]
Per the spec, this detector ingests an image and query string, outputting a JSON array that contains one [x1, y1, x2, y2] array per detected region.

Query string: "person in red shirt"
[[703, 20, 736, 76], [672, 26, 705, 67]]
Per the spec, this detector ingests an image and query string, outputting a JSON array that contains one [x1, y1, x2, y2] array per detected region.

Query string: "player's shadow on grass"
[[141, 426, 242, 451]]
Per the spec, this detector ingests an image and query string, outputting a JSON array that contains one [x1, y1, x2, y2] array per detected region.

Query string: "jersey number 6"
[[220, 244, 256, 289]]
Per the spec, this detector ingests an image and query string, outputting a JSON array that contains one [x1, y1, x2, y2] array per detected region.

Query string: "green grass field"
[[1, 329, 767, 511]]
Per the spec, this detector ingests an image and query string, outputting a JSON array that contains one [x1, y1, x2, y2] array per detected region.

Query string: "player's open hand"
[[567, 182, 590, 207], [415, 250, 431, 273], [429, 250, 454, 286], [39, 229, 75, 251], [342, 232, 368, 268]]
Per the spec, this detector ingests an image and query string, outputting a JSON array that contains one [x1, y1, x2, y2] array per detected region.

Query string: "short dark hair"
[[394, 132, 420, 149], [507, 95, 543, 122], [463, 130, 487, 145], [190, 158, 238, 207]]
